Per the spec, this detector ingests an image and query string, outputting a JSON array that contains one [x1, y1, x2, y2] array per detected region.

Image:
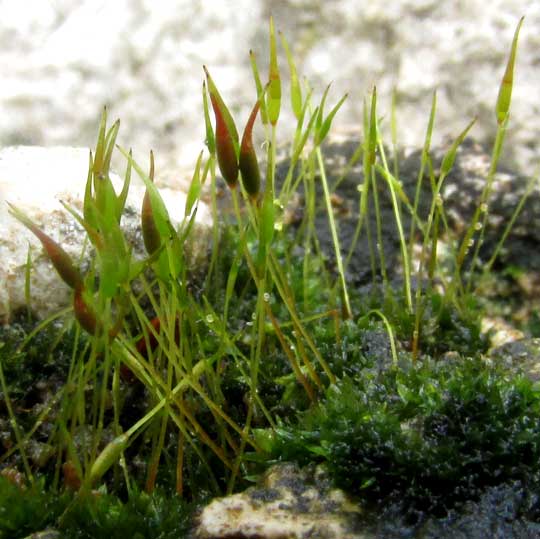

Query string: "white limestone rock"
[[0, 1, 539, 176], [196, 463, 370, 539], [0, 146, 212, 323]]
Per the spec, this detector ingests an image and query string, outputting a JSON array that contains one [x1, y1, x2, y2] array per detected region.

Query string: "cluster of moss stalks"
[[1, 16, 539, 538]]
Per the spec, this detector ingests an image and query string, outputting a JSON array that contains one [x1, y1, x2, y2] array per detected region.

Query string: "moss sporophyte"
[[2, 16, 538, 537]]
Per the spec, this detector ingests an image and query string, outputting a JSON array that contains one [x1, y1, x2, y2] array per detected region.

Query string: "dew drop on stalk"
[[263, 292, 271, 302], [205, 314, 214, 324], [274, 221, 283, 232], [252, 312, 257, 320], [435, 194, 443, 207], [467, 238, 474, 248], [474, 222, 482, 230], [480, 203, 488, 213]]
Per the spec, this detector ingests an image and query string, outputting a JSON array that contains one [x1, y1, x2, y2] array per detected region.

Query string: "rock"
[[277, 137, 540, 285], [21, 531, 60, 539], [0, 1, 539, 177], [489, 338, 540, 382], [482, 316, 525, 348], [195, 463, 370, 539], [0, 146, 212, 323]]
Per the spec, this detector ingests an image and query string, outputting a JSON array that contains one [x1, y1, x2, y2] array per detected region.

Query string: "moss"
[[0, 476, 196, 539], [267, 355, 540, 518], [0, 476, 66, 539]]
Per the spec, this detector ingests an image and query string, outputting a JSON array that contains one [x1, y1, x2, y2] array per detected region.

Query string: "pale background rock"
[[0, 0, 538, 184], [196, 463, 369, 539], [0, 146, 211, 322]]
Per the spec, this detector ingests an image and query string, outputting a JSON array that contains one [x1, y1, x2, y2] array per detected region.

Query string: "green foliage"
[[0, 16, 534, 532], [267, 356, 540, 514], [0, 477, 66, 538], [59, 488, 194, 539], [0, 476, 195, 539], [0, 318, 82, 401]]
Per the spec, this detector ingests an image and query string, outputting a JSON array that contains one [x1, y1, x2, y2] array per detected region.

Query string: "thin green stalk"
[[376, 163, 412, 312], [315, 146, 352, 318], [412, 118, 476, 359], [362, 309, 398, 366], [391, 88, 400, 181], [409, 91, 437, 259], [461, 121, 507, 290], [331, 141, 363, 193], [205, 157, 220, 289], [461, 17, 523, 290], [370, 165, 388, 288], [268, 253, 335, 384], [484, 170, 539, 273], [200, 299, 276, 428]]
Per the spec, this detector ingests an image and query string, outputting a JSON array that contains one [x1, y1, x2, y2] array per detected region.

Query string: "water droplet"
[[252, 312, 257, 320], [263, 292, 271, 302], [205, 314, 214, 324], [436, 194, 443, 207], [357, 183, 364, 193], [474, 222, 482, 231], [480, 203, 488, 213], [274, 221, 283, 232], [467, 238, 474, 248]]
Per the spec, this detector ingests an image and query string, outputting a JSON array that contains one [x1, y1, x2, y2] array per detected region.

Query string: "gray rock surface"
[[280, 137, 540, 286], [489, 337, 540, 382], [0, 0, 538, 181], [0, 146, 211, 323]]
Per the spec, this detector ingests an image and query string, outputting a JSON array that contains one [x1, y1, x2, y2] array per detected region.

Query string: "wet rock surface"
[[489, 337, 540, 382], [194, 463, 540, 539], [281, 137, 540, 285], [374, 480, 540, 538], [273, 137, 540, 334]]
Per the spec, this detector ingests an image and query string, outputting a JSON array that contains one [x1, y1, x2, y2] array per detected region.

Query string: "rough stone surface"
[[489, 338, 540, 382], [482, 316, 525, 348], [0, 146, 211, 323], [195, 463, 370, 539], [0, 1, 539, 180], [278, 137, 540, 287]]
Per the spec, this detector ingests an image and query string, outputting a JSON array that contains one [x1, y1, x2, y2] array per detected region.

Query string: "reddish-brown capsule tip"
[[204, 66, 240, 189], [239, 99, 261, 198], [211, 95, 239, 188], [73, 286, 98, 335]]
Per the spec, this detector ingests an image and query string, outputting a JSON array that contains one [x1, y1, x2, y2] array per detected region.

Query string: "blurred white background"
[[0, 0, 538, 185]]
